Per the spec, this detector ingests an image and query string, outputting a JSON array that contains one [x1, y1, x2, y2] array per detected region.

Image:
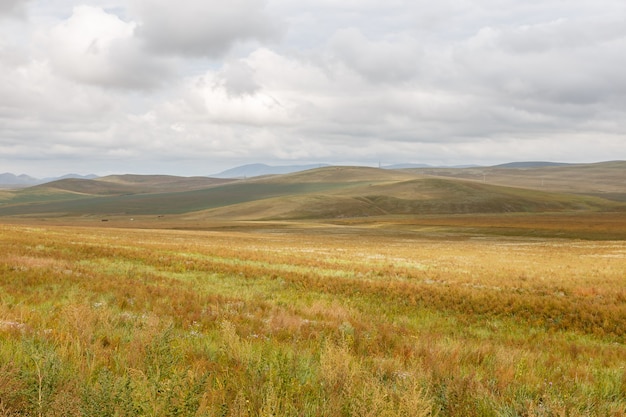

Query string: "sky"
[[1, 0, 626, 177]]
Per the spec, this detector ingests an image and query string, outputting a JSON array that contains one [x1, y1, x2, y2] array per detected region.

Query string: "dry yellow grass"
[[1, 219, 625, 416]]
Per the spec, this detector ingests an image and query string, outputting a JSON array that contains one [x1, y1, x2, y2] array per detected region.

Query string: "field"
[[1, 214, 626, 416], [1, 163, 626, 416]]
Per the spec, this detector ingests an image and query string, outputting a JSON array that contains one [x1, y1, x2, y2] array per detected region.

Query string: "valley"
[[1, 162, 625, 416]]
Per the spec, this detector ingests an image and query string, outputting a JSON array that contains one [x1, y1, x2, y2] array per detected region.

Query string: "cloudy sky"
[[1, 0, 625, 176]]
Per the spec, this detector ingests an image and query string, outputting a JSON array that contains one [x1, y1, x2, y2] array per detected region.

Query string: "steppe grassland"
[[1, 222, 625, 416]]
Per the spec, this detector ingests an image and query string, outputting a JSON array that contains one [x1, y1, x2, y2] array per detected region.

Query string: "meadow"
[[1, 216, 625, 416]]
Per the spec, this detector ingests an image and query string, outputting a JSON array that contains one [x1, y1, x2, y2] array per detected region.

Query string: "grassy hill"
[[32, 178, 141, 196], [32, 175, 235, 196], [0, 165, 623, 221], [97, 174, 235, 193], [190, 176, 618, 221], [259, 166, 418, 183], [0, 179, 353, 217], [0, 175, 237, 214], [401, 160, 626, 199]]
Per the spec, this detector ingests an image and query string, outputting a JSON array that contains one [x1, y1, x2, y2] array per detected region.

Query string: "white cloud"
[[0, 58, 130, 174], [42, 5, 175, 89]]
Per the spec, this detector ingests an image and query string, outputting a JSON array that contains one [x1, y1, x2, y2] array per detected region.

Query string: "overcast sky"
[[1, 0, 625, 176]]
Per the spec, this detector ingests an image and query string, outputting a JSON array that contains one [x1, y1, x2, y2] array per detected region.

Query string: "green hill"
[[189, 176, 618, 221], [0, 166, 623, 220], [0, 175, 237, 214], [259, 166, 419, 184], [32, 178, 140, 196], [32, 175, 235, 196], [97, 175, 235, 193], [0, 179, 353, 217], [401, 160, 626, 200]]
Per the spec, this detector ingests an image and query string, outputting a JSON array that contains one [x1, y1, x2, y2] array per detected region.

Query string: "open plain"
[[1, 163, 625, 416]]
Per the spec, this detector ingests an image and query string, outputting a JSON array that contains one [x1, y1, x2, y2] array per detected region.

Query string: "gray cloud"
[[329, 28, 421, 83], [216, 60, 261, 97], [450, 16, 626, 113], [132, 0, 283, 58], [0, 0, 31, 17], [496, 17, 626, 54]]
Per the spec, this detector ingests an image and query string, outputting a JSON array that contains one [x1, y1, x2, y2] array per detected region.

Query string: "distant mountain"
[[383, 163, 433, 169], [42, 173, 99, 182], [0, 172, 38, 186], [384, 163, 482, 169], [212, 163, 330, 178], [493, 161, 572, 168], [0, 173, 40, 187], [0, 173, 99, 188]]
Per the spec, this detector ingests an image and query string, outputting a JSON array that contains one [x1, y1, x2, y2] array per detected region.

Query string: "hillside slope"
[[402, 160, 626, 199], [34, 175, 235, 196], [189, 176, 618, 221], [0, 166, 622, 220], [0, 178, 353, 217], [97, 175, 235, 192], [258, 166, 418, 184]]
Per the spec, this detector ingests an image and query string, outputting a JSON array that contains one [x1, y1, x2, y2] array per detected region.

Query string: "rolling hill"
[[400, 160, 626, 199], [36, 175, 235, 195], [0, 175, 236, 216], [0, 163, 623, 221], [0, 173, 98, 188], [188, 176, 618, 221]]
